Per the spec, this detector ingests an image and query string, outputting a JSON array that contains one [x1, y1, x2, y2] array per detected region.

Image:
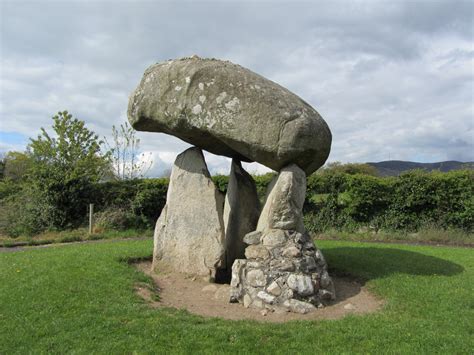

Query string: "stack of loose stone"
[[127, 56, 336, 314], [230, 165, 335, 314]]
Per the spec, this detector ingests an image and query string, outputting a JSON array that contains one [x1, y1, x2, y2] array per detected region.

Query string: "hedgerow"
[[0, 170, 472, 236], [304, 170, 473, 233]]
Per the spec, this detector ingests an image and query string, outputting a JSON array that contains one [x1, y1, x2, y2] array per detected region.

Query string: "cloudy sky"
[[1, 0, 473, 176]]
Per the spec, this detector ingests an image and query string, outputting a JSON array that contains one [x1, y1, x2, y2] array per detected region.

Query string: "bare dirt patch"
[[133, 261, 384, 323]]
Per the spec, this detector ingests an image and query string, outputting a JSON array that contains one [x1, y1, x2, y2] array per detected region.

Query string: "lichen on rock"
[[128, 56, 331, 175]]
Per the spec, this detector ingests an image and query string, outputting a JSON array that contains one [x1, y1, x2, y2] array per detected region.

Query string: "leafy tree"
[[0, 153, 5, 179], [105, 122, 152, 180], [28, 111, 110, 229], [318, 162, 379, 176], [2, 151, 33, 181]]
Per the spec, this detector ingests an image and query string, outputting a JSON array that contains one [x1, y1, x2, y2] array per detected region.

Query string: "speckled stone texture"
[[152, 147, 225, 280], [127, 56, 331, 175]]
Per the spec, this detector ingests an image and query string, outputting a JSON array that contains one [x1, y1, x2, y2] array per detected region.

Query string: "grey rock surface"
[[257, 164, 306, 232], [287, 274, 314, 296], [245, 245, 270, 260], [243, 294, 252, 308], [267, 281, 282, 296], [246, 269, 267, 287], [243, 231, 262, 245], [152, 147, 225, 279], [257, 291, 276, 304], [223, 159, 260, 271], [128, 56, 331, 175], [283, 299, 316, 314], [229, 229, 336, 313], [261, 229, 288, 247]]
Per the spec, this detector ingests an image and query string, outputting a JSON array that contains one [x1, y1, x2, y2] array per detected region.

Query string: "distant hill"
[[366, 160, 474, 177]]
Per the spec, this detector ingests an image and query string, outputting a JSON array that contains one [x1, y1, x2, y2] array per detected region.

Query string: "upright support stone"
[[257, 164, 306, 233], [223, 159, 260, 272], [152, 147, 225, 280]]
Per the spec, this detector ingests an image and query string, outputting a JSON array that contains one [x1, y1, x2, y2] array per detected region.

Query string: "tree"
[[0, 153, 4, 179], [318, 162, 379, 176], [105, 122, 152, 180], [28, 111, 110, 229], [2, 151, 33, 181]]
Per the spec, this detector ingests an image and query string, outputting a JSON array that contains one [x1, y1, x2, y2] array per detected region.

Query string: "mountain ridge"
[[366, 160, 474, 176]]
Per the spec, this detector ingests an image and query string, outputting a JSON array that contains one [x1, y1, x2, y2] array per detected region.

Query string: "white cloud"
[[0, 0, 473, 177]]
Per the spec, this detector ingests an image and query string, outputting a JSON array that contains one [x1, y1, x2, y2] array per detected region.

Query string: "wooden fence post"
[[89, 203, 94, 234]]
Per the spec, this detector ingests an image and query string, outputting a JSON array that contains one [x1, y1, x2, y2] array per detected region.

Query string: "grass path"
[[1, 239, 473, 353], [0, 236, 151, 253], [0, 228, 153, 248]]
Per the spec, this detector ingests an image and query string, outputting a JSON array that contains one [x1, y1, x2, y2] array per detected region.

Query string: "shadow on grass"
[[120, 255, 153, 265], [323, 247, 464, 280]]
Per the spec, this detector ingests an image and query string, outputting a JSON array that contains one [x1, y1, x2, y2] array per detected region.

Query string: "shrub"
[[344, 174, 393, 223], [2, 166, 472, 237], [317, 162, 379, 176], [131, 179, 168, 226], [27, 111, 110, 230], [94, 207, 147, 231], [91, 178, 169, 230], [212, 173, 275, 199], [0, 187, 49, 237], [212, 175, 229, 193], [94, 179, 141, 209], [307, 170, 348, 195], [253, 173, 276, 201], [305, 169, 473, 233], [0, 179, 22, 200]]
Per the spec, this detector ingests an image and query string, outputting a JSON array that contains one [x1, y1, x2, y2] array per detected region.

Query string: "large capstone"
[[128, 56, 332, 175], [152, 147, 225, 279], [223, 159, 260, 272]]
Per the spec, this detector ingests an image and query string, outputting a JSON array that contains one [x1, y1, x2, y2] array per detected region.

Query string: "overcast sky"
[[1, 0, 473, 176]]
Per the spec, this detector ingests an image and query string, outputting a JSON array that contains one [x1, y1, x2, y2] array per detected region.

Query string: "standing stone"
[[223, 159, 260, 272], [152, 147, 225, 279], [257, 164, 306, 233]]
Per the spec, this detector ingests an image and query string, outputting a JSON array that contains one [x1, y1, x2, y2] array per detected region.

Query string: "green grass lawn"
[[0, 228, 152, 247], [315, 228, 474, 247], [1, 240, 472, 354]]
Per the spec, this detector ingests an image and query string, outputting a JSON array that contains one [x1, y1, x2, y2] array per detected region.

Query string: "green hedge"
[[211, 173, 276, 197], [84, 173, 277, 231], [92, 169, 472, 233], [1, 169, 472, 236], [304, 170, 473, 233], [91, 178, 169, 229]]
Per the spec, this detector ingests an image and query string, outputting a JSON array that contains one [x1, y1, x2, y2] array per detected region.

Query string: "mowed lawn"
[[0, 239, 472, 354]]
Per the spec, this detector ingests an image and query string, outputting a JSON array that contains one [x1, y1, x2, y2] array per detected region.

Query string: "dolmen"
[[128, 56, 335, 313]]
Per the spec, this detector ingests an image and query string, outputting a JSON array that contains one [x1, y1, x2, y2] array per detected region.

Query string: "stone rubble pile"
[[230, 229, 335, 313], [229, 165, 335, 313]]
